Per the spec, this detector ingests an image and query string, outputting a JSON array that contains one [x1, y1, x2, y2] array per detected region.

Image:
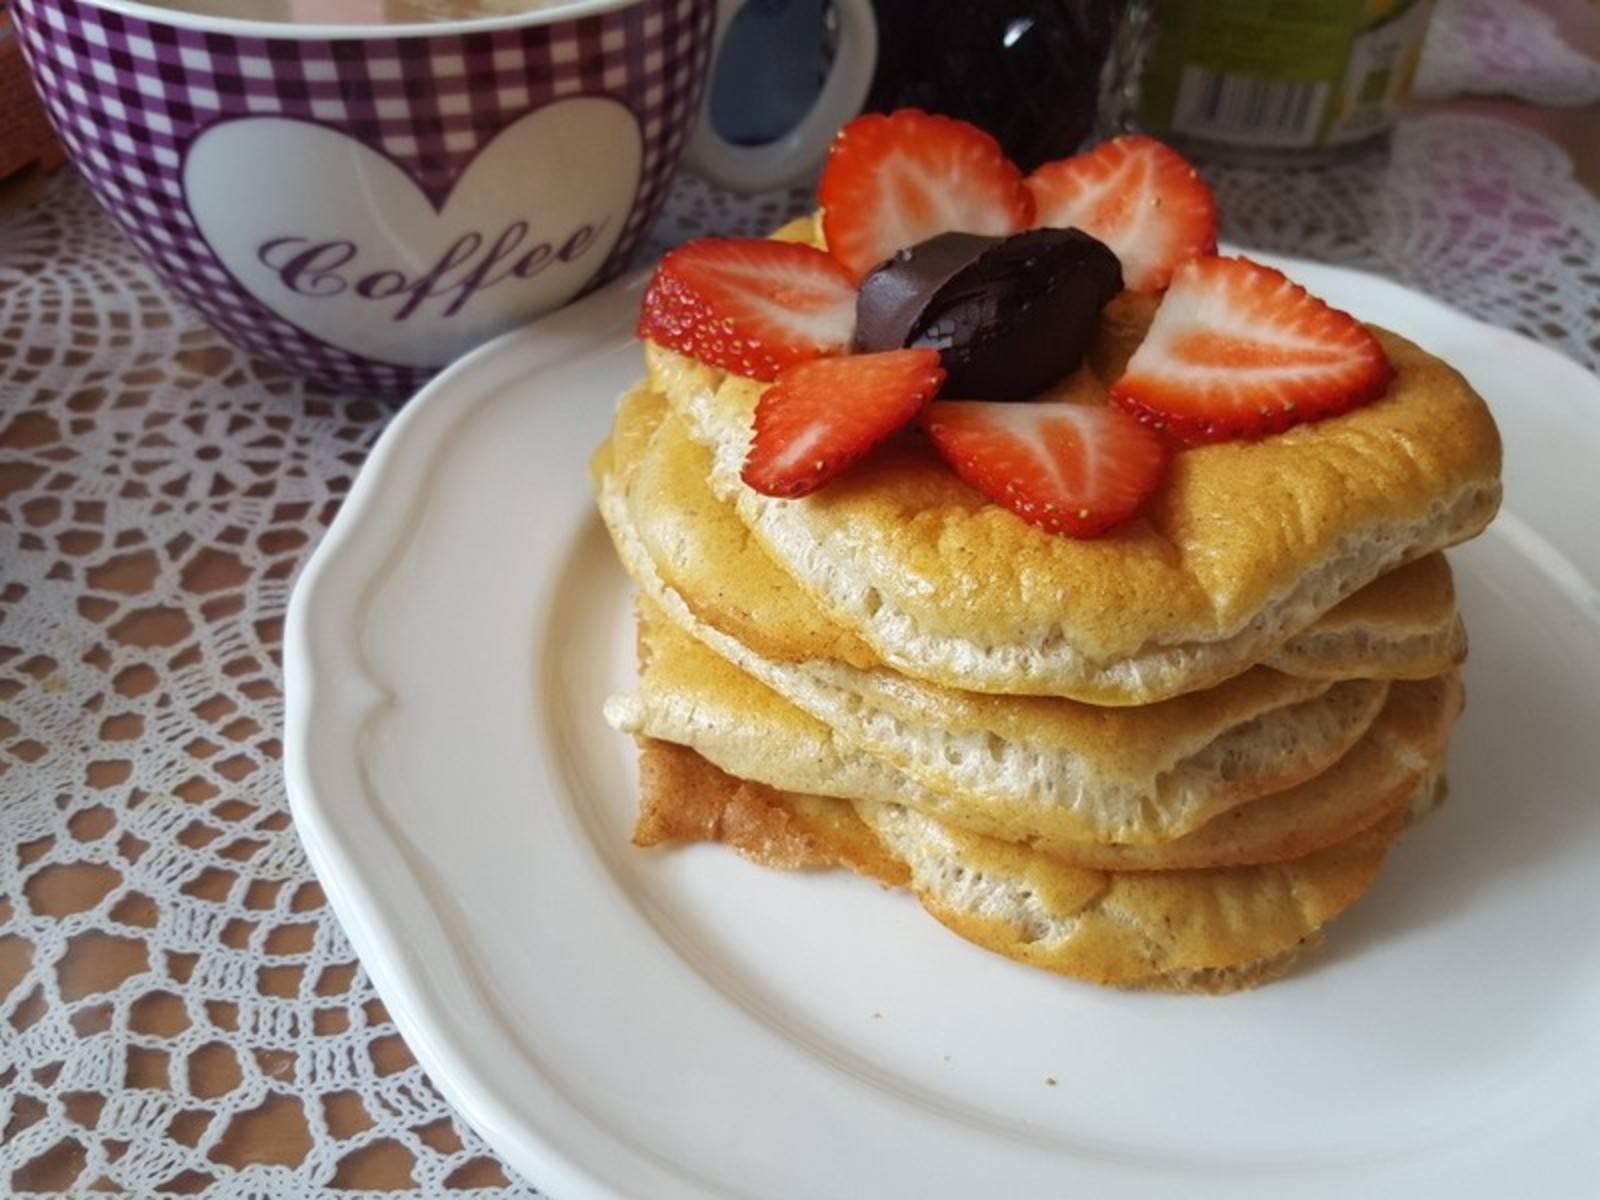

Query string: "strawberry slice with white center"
[[742, 348, 945, 498], [1110, 255, 1393, 443], [922, 400, 1168, 538], [819, 109, 1035, 282], [1027, 135, 1216, 292], [637, 237, 857, 381]]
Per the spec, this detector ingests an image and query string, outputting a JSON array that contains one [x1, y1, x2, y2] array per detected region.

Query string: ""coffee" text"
[[257, 218, 606, 321]]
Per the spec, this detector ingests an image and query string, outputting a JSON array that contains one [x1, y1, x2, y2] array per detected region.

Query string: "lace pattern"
[[1417, 0, 1600, 106], [1, 109, 1596, 1195]]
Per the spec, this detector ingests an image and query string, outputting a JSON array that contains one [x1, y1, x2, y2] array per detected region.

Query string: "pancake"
[[611, 607, 1459, 867], [604, 383, 1467, 685], [634, 737, 911, 888], [1266, 552, 1467, 680], [597, 384, 881, 670], [634, 738, 1429, 993], [641, 219, 1501, 704]]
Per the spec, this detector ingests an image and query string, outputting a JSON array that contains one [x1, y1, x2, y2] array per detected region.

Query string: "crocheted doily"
[[1, 110, 1595, 1195], [1417, 0, 1600, 107]]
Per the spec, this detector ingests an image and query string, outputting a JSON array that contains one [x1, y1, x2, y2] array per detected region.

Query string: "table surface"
[[3, 2, 1599, 1194]]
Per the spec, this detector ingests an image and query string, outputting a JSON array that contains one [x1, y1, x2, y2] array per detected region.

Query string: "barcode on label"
[[1172, 66, 1329, 147]]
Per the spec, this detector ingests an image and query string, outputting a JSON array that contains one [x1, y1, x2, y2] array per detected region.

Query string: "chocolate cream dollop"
[[853, 227, 1122, 400]]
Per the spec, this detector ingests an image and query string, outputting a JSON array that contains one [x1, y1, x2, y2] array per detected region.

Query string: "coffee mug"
[[12, 0, 876, 395]]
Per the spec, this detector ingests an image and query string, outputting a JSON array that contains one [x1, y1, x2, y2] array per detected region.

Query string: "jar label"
[[1139, 0, 1435, 149]]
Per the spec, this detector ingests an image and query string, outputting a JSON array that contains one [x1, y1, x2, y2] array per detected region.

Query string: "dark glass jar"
[[862, 0, 1128, 170]]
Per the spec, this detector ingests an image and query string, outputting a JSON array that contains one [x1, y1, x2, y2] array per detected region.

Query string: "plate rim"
[[283, 255, 1600, 1199], [284, 272, 698, 1200]]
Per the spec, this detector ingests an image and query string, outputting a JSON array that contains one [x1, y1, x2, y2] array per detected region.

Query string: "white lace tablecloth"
[[3, 88, 1599, 1200], [1417, 0, 1600, 106]]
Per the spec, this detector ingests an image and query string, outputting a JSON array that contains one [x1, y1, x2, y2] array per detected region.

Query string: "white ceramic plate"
[[284, 257, 1600, 1199]]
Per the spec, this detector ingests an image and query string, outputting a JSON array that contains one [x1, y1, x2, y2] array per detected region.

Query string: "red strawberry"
[[1110, 255, 1393, 443], [819, 110, 1035, 282], [1027, 135, 1216, 292], [922, 400, 1168, 538], [637, 238, 857, 381], [742, 349, 945, 498]]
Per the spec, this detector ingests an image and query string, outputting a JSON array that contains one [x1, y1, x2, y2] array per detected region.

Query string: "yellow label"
[[1139, 0, 1435, 149]]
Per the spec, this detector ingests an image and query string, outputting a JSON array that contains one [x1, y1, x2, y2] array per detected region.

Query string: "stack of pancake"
[[594, 219, 1502, 994]]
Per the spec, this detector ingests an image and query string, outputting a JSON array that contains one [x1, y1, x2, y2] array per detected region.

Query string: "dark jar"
[[862, 0, 1128, 171]]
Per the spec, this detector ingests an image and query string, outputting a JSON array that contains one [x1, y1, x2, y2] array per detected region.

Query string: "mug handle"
[[681, 0, 879, 194]]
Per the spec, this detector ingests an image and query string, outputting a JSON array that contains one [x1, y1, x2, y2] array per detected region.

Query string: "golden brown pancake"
[[612, 606, 1459, 867], [602, 383, 1467, 685], [1267, 552, 1466, 680], [640, 219, 1501, 704], [634, 738, 909, 887], [634, 738, 1427, 993]]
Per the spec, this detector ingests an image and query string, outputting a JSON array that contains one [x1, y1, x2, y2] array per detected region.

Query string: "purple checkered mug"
[[11, 0, 876, 395]]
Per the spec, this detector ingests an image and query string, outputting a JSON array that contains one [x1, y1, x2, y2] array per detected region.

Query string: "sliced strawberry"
[[636, 237, 857, 381], [819, 110, 1035, 282], [922, 400, 1168, 538], [1110, 255, 1393, 443], [1027, 135, 1216, 292], [742, 349, 945, 498]]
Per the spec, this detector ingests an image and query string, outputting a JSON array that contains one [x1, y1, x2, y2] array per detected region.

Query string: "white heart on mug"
[[184, 97, 642, 369]]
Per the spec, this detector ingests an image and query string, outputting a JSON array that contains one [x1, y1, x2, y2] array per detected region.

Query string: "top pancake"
[[642, 217, 1501, 704], [603, 382, 1465, 686]]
